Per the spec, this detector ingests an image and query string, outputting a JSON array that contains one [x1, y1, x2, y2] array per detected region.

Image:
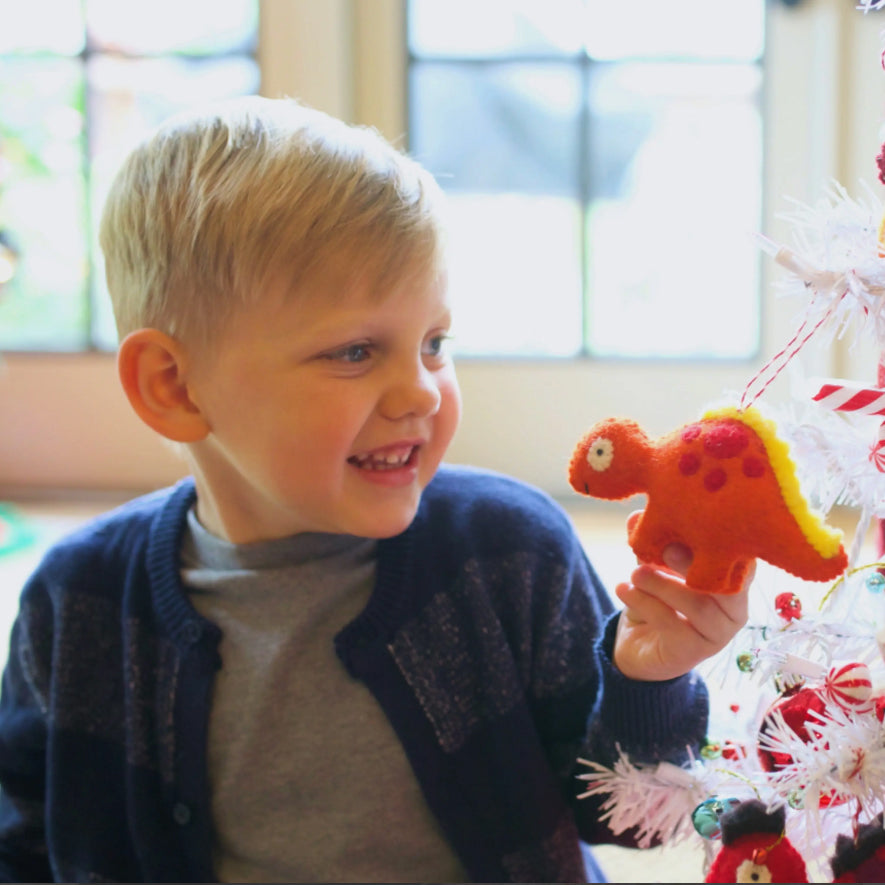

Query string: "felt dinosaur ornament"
[[568, 405, 848, 594]]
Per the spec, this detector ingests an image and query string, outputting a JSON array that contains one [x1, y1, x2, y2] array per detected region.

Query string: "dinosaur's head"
[[568, 417, 651, 501]]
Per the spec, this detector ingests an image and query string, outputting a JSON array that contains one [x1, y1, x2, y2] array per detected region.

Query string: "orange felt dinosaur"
[[568, 405, 848, 595]]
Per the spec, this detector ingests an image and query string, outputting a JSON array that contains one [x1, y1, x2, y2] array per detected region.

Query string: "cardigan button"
[[181, 620, 203, 645], [172, 802, 192, 826]]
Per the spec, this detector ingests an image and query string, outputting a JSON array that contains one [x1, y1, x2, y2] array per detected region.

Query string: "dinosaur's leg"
[[685, 552, 749, 595], [724, 559, 753, 595], [628, 512, 672, 570]]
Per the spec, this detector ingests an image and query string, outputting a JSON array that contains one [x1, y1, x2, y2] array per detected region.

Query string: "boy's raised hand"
[[612, 512, 751, 682]]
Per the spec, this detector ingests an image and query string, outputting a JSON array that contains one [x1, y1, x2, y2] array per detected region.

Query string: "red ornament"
[[774, 591, 802, 621], [757, 687, 827, 773], [757, 687, 847, 807], [721, 739, 748, 762]]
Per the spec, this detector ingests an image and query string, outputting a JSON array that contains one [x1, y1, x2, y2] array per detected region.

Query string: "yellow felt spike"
[[701, 405, 844, 560]]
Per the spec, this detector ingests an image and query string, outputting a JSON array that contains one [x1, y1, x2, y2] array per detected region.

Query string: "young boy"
[[0, 97, 749, 883]]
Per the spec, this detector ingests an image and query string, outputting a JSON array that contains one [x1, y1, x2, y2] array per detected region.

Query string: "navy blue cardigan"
[[0, 466, 708, 882]]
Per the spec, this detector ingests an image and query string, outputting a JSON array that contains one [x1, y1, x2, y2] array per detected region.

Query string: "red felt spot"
[[704, 468, 727, 492], [681, 424, 702, 443], [742, 456, 765, 478], [729, 704, 740, 713], [702, 423, 749, 459], [679, 452, 701, 476]]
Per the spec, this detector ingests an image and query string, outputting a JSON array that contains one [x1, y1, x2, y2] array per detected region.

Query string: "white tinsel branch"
[[575, 748, 759, 849], [759, 182, 885, 353], [759, 703, 885, 815]]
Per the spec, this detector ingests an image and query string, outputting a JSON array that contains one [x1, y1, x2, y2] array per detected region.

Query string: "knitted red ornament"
[[831, 814, 885, 883], [705, 800, 807, 883]]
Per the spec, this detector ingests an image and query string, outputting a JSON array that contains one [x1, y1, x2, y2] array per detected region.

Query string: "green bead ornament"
[[691, 797, 741, 839], [787, 789, 805, 810], [700, 741, 722, 760], [736, 650, 758, 673]]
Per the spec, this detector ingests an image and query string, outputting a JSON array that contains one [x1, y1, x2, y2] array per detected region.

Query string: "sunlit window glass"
[[0, 0, 258, 352], [407, 0, 765, 359]]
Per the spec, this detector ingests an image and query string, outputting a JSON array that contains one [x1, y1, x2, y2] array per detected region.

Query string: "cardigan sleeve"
[[525, 519, 709, 848], [0, 573, 54, 883]]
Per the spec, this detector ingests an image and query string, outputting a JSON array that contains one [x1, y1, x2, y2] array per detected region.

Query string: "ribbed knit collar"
[[146, 477, 422, 657]]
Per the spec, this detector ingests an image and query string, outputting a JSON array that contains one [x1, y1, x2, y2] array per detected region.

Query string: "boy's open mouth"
[[348, 446, 417, 471]]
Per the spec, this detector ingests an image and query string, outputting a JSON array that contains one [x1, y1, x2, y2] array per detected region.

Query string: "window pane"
[[408, 1, 765, 360], [86, 0, 257, 55], [410, 63, 580, 194], [447, 195, 583, 356], [584, 0, 765, 60], [410, 62, 583, 355], [88, 54, 261, 348], [409, 0, 583, 57], [585, 63, 763, 358], [0, 58, 87, 350], [0, 0, 84, 54]]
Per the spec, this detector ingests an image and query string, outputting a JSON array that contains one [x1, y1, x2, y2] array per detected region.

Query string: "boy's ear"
[[117, 328, 211, 443]]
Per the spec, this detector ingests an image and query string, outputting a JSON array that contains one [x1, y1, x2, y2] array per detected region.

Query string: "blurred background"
[[0, 0, 881, 501]]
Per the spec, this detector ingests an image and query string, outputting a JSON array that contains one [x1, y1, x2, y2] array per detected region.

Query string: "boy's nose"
[[381, 363, 442, 420]]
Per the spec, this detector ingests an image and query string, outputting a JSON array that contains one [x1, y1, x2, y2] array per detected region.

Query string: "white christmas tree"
[[578, 3, 885, 881]]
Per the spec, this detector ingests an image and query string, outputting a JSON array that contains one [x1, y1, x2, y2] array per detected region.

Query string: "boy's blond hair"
[[99, 95, 446, 347]]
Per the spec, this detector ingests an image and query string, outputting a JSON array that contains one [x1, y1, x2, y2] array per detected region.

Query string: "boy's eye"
[[328, 343, 372, 363], [424, 334, 450, 358]]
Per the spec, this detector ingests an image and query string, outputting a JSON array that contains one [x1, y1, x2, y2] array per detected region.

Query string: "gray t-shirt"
[[181, 510, 466, 883]]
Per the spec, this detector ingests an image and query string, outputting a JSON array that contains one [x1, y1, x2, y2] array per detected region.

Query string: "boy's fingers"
[[661, 542, 692, 575], [628, 567, 749, 638]]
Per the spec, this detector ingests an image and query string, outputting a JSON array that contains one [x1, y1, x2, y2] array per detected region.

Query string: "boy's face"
[[185, 267, 461, 544]]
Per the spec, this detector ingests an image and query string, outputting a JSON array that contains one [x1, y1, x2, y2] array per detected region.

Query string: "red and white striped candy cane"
[[871, 422, 885, 472], [879, 355, 885, 554], [811, 378, 885, 473], [811, 379, 885, 415]]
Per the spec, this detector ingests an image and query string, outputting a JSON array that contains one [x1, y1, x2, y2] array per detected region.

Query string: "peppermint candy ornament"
[[825, 662, 874, 710]]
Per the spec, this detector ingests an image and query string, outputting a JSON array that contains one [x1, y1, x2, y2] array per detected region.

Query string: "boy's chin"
[[345, 501, 423, 540]]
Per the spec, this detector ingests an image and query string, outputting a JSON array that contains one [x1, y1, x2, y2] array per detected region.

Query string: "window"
[[0, 0, 259, 352], [0, 0, 876, 497], [407, 0, 765, 359]]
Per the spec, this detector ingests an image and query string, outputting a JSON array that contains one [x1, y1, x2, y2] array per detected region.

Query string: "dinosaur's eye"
[[586, 437, 614, 472]]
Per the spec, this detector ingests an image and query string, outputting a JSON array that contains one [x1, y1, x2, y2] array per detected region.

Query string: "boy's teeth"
[[352, 448, 413, 469]]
